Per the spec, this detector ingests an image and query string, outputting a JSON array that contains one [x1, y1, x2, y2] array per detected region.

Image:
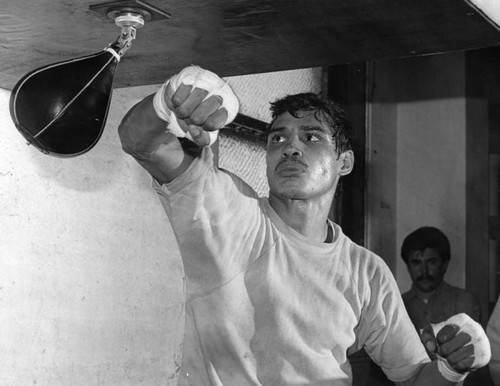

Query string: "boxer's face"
[[265, 111, 353, 201], [407, 248, 449, 293]]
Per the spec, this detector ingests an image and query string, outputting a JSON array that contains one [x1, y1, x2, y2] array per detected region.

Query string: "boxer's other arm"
[[397, 313, 491, 385], [396, 361, 455, 386]]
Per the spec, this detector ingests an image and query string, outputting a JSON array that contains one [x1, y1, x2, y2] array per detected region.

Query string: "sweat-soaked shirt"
[[153, 147, 429, 385]]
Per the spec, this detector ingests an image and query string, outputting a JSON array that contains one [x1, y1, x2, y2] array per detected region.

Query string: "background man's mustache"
[[417, 276, 435, 281]]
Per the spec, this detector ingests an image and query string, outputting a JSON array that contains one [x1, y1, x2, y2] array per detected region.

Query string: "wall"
[[0, 68, 321, 385], [367, 52, 467, 292], [1, 84, 185, 385]]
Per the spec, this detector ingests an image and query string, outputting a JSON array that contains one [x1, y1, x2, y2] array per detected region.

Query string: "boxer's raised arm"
[[118, 65, 238, 184], [118, 93, 194, 184]]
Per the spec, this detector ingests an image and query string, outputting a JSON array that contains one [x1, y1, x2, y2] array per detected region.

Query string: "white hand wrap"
[[152, 65, 239, 146], [436, 358, 468, 383], [431, 313, 491, 381]]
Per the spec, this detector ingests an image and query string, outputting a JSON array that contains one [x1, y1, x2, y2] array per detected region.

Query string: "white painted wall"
[[1, 84, 185, 385], [367, 52, 467, 293], [0, 67, 321, 385]]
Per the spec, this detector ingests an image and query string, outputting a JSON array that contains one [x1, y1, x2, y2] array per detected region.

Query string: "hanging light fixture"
[[9, 1, 168, 157]]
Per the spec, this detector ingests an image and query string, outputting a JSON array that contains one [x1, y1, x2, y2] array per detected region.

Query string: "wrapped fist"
[[421, 313, 491, 382], [153, 65, 239, 147]]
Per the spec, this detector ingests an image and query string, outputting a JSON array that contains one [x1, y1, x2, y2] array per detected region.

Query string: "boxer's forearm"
[[118, 94, 194, 184], [119, 94, 175, 155]]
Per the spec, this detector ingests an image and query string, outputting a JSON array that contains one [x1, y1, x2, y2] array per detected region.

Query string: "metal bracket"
[[107, 10, 146, 57], [108, 26, 137, 57], [89, 1, 171, 58], [89, 0, 171, 22]]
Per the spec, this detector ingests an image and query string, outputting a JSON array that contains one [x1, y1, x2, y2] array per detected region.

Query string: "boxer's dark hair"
[[268, 93, 354, 154]]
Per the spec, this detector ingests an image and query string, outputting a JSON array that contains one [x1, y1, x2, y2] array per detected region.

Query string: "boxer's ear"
[[339, 150, 354, 176]]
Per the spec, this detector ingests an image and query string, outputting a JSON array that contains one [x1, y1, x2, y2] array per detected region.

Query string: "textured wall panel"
[[225, 67, 323, 123]]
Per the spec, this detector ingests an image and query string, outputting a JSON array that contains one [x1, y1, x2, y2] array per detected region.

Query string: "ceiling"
[[1, 0, 500, 90]]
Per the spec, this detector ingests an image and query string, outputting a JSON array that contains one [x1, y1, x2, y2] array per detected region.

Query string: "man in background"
[[401, 226, 492, 385], [401, 226, 481, 333]]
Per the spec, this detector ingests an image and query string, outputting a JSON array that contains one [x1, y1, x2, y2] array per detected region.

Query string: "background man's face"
[[407, 247, 449, 293]]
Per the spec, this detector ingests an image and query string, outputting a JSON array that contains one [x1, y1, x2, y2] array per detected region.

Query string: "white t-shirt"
[[154, 148, 429, 385]]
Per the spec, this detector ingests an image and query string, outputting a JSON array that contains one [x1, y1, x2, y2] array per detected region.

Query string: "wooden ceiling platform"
[[0, 0, 499, 90]]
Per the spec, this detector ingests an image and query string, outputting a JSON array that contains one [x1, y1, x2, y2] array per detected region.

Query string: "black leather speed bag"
[[9, 49, 119, 157]]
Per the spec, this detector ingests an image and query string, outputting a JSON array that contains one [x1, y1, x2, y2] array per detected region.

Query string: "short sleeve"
[[356, 260, 430, 382], [152, 147, 264, 295]]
